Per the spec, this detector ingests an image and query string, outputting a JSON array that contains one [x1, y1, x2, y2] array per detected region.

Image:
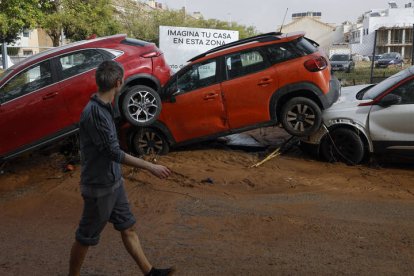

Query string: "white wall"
[[364, 7, 414, 33], [281, 17, 335, 51]]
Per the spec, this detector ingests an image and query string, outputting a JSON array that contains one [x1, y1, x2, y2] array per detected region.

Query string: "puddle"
[[223, 133, 267, 151]]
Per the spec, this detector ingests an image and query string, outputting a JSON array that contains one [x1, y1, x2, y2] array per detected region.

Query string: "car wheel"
[[280, 97, 322, 137], [132, 128, 169, 156], [121, 85, 162, 126], [320, 128, 364, 165]]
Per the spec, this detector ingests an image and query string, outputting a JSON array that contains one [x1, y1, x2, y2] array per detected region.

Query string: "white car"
[[301, 66, 414, 164]]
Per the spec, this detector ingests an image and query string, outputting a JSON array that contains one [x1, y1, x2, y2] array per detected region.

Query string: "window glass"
[[226, 50, 266, 79], [390, 78, 414, 104], [293, 37, 317, 55], [59, 50, 103, 79], [176, 60, 217, 92], [265, 44, 300, 64], [363, 67, 413, 100], [0, 61, 52, 103]]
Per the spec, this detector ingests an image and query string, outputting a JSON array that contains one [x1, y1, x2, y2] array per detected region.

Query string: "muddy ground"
[[0, 127, 413, 275]]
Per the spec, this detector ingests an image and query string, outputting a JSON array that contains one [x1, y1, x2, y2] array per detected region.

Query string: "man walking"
[[69, 60, 174, 276]]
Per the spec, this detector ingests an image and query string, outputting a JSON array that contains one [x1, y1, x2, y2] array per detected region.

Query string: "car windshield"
[[330, 54, 349, 61], [362, 66, 414, 100], [381, 53, 397, 59]]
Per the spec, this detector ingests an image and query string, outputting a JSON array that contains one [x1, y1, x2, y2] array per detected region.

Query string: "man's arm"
[[123, 153, 171, 179]]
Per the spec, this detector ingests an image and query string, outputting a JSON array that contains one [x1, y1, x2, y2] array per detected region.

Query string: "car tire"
[[280, 97, 322, 137], [121, 85, 162, 126], [299, 141, 319, 158], [320, 128, 364, 165], [131, 127, 169, 156]]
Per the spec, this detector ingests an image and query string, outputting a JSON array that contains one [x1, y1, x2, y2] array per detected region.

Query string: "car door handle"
[[257, 78, 273, 86], [42, 92, 58, 100], [203, 93, 219, 100]]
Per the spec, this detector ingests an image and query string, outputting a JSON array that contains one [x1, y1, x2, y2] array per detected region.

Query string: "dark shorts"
[[75, 184, 136, 246]]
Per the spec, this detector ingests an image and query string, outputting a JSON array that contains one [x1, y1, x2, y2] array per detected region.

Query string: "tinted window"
[[381, 52, 399, 59], [264, 43, 300, 64], [176, 60, 217, 92], [390, 78, 414, 104], [226, 50, 266, 79], [292, 37, 317, 55], [0, 61, 52, 103], [59, 50, 104, 79], [363, 67, 414, 100], [330, 54, 350, 61]]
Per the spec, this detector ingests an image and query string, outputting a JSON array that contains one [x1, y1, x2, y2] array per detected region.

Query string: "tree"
[[0, 0, 41, 43], [39, 0, 121, 46], [63, 0, 121, 42], [116, 0, 258, 44], [38, 0, 63, 47], [0, 0, 42, 68]]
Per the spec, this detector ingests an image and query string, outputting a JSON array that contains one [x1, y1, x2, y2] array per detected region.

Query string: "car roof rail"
[[188, 32, 282, 62]]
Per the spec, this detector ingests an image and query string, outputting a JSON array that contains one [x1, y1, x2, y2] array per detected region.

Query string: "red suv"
[[126, 32, 340, 156], [0, 34, 171, 161]]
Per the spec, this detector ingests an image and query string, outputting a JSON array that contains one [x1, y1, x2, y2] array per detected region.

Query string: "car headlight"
[[389, 60, 395, 64]]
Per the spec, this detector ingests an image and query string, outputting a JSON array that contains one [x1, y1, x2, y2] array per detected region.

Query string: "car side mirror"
[[378, 94, 401, 107]]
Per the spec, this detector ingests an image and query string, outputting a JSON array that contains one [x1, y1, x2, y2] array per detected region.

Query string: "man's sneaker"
[[145, 267, 175, 276]]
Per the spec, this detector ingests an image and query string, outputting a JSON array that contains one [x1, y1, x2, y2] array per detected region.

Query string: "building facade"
[[349, 1, 414, 59], [279, 12, 344, 54], [8, 29, 53, 62]]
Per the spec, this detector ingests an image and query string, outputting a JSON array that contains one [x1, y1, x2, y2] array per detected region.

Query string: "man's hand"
[[123, 153, 171, 178], [149, 164, 171, 179]]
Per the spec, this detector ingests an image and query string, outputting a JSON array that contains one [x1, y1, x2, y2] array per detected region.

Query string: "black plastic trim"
[[123, 73, 161, 92], [269, 82, 324, 121], [372, 141, 414, 154]]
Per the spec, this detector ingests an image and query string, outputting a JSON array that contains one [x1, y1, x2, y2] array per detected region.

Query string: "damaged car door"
[[369, 77, 414, 154]]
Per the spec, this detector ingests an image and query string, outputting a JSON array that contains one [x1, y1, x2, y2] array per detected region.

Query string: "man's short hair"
[[95, 60, 124, 92]]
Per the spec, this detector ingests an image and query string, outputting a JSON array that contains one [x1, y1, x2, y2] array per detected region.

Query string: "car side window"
[[176, 60, 217, 93], [59, 49, 104, 79], [264, 44, 300, 65], [390, 78, 414, 104], [225, 50, 266, 79], [0, 60, 52, 103]]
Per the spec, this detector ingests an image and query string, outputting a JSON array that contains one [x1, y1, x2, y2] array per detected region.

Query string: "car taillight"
[[141, 51, 161, 58], [304, 56, 328, 72]]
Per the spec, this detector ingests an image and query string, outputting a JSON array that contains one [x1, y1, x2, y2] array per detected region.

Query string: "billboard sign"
[[159, 26, 239, 72]]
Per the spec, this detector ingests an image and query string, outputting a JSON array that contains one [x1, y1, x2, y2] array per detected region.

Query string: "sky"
[[157, 0, 414, 32]]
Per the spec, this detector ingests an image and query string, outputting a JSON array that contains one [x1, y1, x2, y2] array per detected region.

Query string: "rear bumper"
[[320, 76, 340, 109]]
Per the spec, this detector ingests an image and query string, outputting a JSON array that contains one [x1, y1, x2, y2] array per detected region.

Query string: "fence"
[[329, 26, 414, 87]]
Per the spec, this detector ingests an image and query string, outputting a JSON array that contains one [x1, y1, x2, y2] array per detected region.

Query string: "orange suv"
[[125, 32, 340, 155]]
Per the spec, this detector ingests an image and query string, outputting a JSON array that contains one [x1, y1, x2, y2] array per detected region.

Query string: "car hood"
[[322, 84, 373, 125]]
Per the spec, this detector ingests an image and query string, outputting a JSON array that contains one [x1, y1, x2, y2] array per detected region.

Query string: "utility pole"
[[411, 3, 414, 64], [1, 42, 8, 69], [370, 30, 378, 83]]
